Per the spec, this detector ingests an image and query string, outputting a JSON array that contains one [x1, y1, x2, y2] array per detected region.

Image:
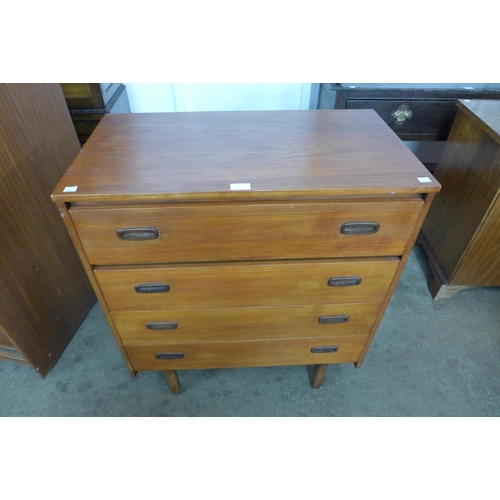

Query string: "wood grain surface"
[[95, 258, 399, 311], [0, 84, 95, 375], [421, 103, 500, 283], [456, 99, 500, 142], [124, 335, 368, 370], [71, 199, 423, 265], [451, 192, 500, 285], [0, 325, 17, 351], [52, 110, 440, 203], [51, 107, 440, 387], [111, 302, 381, 343]]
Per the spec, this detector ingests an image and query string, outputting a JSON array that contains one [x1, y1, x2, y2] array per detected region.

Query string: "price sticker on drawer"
[[63, 186, 78, 192], [230, 183, 251, 190], [417, 177, 432, 183]]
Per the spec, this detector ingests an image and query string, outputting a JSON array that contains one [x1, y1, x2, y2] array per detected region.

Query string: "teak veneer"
[[0, 84, 95, 375], [420, 99, 500, 298], [52, 110, 440, 394]]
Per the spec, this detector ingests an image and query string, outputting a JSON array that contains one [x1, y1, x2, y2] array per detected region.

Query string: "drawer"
[[345, 99, 458, 140], [124, 335, 368, 370], [71, 200, 423, 265], [112, 302, 381, 343], [95, 258, 399, 311]]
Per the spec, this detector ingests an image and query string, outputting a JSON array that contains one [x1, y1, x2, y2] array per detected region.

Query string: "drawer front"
[[345, 99, 458, 139], [124, 336, 368, 370], [112, 302, 381, 343], [71, 200, 423, 265], [96, 258, 399, 311]]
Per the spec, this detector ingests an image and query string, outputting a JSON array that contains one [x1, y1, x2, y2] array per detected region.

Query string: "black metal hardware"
[[134, 283, 170, 294], [146, 321, 178, 330], [340, 222, 380, 235], [117, 227, 159, 240], [310, 346, 339, 354], [155, 352, 184, 360], [318, 315, 349, 324], [327, 277, 362, 287]]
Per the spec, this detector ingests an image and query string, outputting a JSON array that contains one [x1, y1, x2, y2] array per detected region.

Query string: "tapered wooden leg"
[[311, 364, 328, 389], [165, 370, 181, 395]]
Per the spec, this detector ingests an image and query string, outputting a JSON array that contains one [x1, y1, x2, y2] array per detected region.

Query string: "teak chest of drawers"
[[52, 110, 440, 394]]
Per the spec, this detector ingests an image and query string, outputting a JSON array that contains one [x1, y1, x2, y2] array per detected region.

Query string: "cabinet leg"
[[165, 370, 181, 395], [310, 364, 328, 389]]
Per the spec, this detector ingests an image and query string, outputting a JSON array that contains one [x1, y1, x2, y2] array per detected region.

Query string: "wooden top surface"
[[52, 109, 440, 203], [457, 100, 500, 143]]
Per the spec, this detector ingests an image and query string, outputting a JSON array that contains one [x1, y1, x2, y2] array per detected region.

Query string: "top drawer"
[[70, 200, 423, 265], [345, 100, 458, 140]]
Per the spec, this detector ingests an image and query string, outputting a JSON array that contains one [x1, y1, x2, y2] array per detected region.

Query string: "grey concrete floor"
[[1, 244, 499, 416]]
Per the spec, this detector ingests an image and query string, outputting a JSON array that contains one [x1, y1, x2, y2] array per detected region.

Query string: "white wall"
[[124, 84, 178, 113], [124, 83, 312, 113]]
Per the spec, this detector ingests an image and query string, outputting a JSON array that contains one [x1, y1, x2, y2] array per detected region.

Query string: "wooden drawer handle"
[[146, 321, 178, 330], [311, 346, 339, 354], [327, 276, 362, 287], [156, 352, 184, 360], [134, 283, 170, 294], [340, 222, 380, 235], [117, 227, 159, 240], [318, 315, 349, 324]]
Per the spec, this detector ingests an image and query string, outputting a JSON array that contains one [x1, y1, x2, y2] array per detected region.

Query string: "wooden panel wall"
[[0, 84, 96, 376]]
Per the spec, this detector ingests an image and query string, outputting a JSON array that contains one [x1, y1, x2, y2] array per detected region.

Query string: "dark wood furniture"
[[318, 84, 500, 141], [0, 84, 96, 376], [419, 99, 500, 299], [60, 83, 130, 145], [52, 110, 440, 394]]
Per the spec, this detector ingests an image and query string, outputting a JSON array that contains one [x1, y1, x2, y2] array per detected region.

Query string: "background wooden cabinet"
[[419, 99, 500, 299], [317, 84, 500, 141], [0, 84, 96, 376], [60, 83, 130, 145]]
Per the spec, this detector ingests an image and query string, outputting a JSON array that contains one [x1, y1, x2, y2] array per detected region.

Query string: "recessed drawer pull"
[[116, 227, 159, 240], [134, 283, 170, 294], [311, 346, 339, 354], [318, 315, 349, 324], [146, 321, 178, 330], [155, 352, 184, 360], [327, 276, 362, 287], [340, 222, 380, 235]]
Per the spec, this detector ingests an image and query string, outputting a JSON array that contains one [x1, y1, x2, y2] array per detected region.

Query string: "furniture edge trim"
[[354, 193, 436, 367], [456, 100, 500, 145], [51, 186, 441, 205], [416, 230, 449, 285], [54, 201, 137, 376]]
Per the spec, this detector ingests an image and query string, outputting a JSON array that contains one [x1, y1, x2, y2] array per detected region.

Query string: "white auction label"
[[63, 186, 78, 192], [230, 183, 251, 190], [417, 177, 432, 183]]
